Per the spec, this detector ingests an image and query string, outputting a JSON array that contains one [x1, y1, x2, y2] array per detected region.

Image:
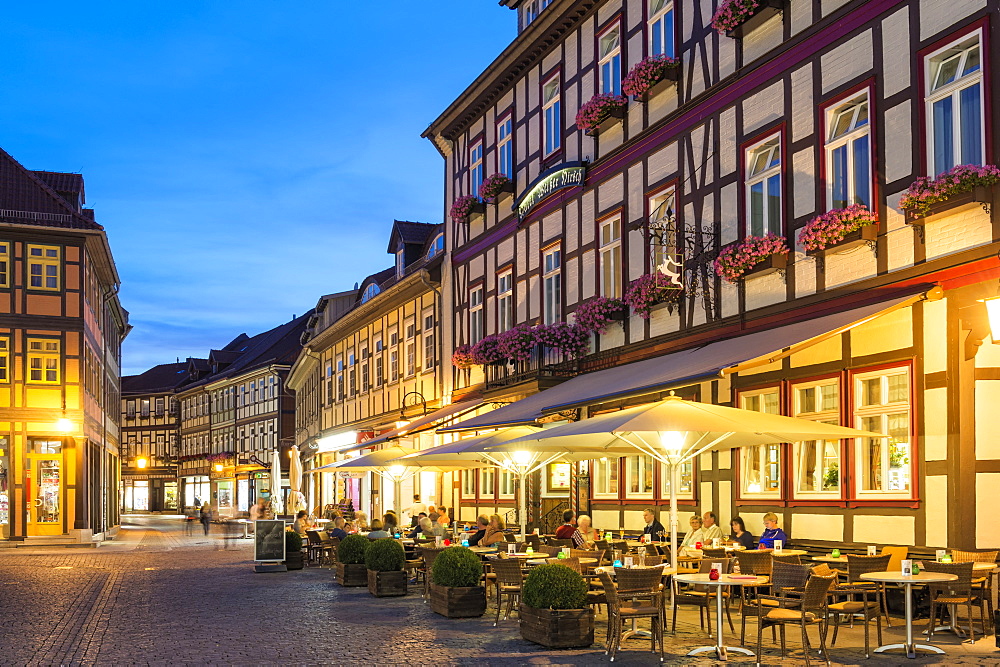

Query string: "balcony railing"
[[483, 346, 578, 391]]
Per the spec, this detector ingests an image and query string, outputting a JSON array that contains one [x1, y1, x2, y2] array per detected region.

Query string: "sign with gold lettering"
[[515, 162, 587, 219]]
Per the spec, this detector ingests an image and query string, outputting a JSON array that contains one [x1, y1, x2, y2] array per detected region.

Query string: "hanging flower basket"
[[573, 296, 628, 334], [470, 334, 504, 365], [900, 164, 1000, 223], [712, 0, 785, 39], [479, 173, 515, 203], [623, 272, 684, 319], [497, 324, 537, 362], [450, 195, 486, 224], [622, 55, 681, 103], [798, 204, 878, 256], [452, 345, 477, 369], [575, 93, 628, 137], [713, 234, 790, 283], [534, 322, 591, 360]]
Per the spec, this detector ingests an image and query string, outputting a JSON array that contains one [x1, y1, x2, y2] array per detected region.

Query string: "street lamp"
[[55, 418, 73, 432], [136, 458, 148, 469], [983, 295, 1000, 343]]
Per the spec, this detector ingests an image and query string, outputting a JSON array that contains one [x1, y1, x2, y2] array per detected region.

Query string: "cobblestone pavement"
[[0, 516, 998, 665]]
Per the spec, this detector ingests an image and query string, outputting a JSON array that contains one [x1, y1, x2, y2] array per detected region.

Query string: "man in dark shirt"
[[554, 510, 577, 540], [642, 508, 666, 542], [467, 515, 489, 546], [328, 517, 348, 540], [406, 513, 429, 539]]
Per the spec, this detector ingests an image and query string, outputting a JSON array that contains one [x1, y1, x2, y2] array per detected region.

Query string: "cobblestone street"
[[0, 516, 997, 666]]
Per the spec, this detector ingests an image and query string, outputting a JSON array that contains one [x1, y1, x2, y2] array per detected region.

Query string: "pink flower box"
[[479, 173, 515, 203], [450, 195, 486, 224], [798, 204, 878, 255], [575, 93, 628, 137], [713, 234, 790, 283], [622, 55, 680, 102], [712, 0, 784, 39], [900, 164, 1000, 223]]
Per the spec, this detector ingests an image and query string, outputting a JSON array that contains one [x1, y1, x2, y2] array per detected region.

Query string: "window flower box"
[[449, 195, 486, 224], [576, 93, 628, 137], [452, 345, 477, 369], [622, 55, 680, 103], [534, 322, 590, 360], [713, 234, 790, 283], [623, 271, 684, 318], [470, 334, 504, 365], [479, 173, 515, 203], [900, 164, 1000, 227], [798, 204, 878, 256], [573, 296, 627, 334], [712, 0, 785, 39]]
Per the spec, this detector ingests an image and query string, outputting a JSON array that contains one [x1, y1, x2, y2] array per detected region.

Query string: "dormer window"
[[361, 283, 381, 304], [426, 234, 444, 259], [396, 249, 405, 278]]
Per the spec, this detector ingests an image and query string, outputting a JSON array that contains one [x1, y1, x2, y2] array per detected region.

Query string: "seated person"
[[367, 519, 390, 539], [467, 514, 489, 546], [406, 513, 428, 539], [437, 507, 450, 526], [554, 510, 577, 540], [292, 510, 310, 536], [479, 514, 507, 547], [328, 517, 348, 540], [642, 508, 666, 542], [701, 511, 724, 544], [576, 515, 599, 546], [382, 512, 398, 535], [680, 515, 707, 548], [757, 512, 788, 549], [729, 516, 754, 550]]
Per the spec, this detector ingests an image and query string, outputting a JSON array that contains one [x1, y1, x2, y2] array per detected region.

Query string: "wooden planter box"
[[485, 180, 515, 203], [465, 200, 487, 222], [584, 107, 626, 137], [284, 551, 304, 571], [742, 252, 788, 279], [367, 569, 408, 597], [519, 604, 595, 648], [904, 184, 994, 228], [805, 223, 878, 257], [335, 562, 368, 587], [632, 68, 680, 103], [608, 309, 629, 321], [725, 0, 785, 39], [429, 583, 487, 618]]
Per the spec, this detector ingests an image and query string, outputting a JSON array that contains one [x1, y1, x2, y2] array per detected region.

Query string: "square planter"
[[742, 251, 788, 279], [519, 604, 595, 648], [725, 0, 785, 39], [336, 562, 368, 587], [367, 569, 408, 597], [584, 108, 626, 137], [485, 180, 515, 203], [805, 224, 878, 258], [632, 69, 680, 103], [284, 551, 304, 571], [429, 583, 487, 618], [464, 200, 487, 222], [905, 184, 994, 228]]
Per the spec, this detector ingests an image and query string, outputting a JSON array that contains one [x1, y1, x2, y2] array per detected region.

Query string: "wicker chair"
[[523, 533, 542, 549], [951, 549, 998, 631], [493, 557, 524, 626], [702, 547, 729, 559], [827, 554, 890, 658], [771, 553, 803, 566], [503, 532, 518, 544], [595, 539, 611, 552], [755, 574, 835, 667], [736, 550, 773, 579], [672, 558, 735, 634], [546, 556, 582, 574], [601, 569, 665, 662], [547, 537, 574, 548], [739, 559, 807, 645], [924, 561, 985, 641], [419, 547, 446, 601]]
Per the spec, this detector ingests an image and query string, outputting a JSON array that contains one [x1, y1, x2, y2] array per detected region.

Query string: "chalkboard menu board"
[[254, 520, 286, 562]]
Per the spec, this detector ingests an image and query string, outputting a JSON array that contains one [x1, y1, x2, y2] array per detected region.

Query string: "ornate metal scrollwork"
[[647, 198, 719, 319]]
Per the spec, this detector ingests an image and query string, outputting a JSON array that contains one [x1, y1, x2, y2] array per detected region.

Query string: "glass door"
[[26, 454, 63, 536]]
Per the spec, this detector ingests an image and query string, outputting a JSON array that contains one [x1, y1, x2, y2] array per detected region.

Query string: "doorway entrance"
[[26, 439, 64, 536]]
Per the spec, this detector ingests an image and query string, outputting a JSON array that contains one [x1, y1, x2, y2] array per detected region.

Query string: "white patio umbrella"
[[287, 445, 306, 515], [270, 449, 284, 516], [486, 395, 885, 567], [324, 445, 482, 517]]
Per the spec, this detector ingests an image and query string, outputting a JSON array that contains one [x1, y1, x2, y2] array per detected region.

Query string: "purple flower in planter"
[[711, 0, 763, 34], [452, 345, 477, 369], [450, 195, 481, 223], [899, 164, 1000, 216], [797, 204, 878, 252], [574, 296, 628, 334], [575, 93, 628, 134], [622, 55, 680, 98], [623, 272, 684, 319], [470, 334, 504, 365], [713, 234, 789, 284], [534, 322, 591, 360], [479, 173, 513, 202], [496, 323, 537, 361]]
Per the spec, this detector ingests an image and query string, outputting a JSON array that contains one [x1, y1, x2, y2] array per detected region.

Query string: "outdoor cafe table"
[[527, 557, 598, 567], [595, 565, 677, 639], [860, 570, 958, 659], [673, 573, 768, 661], [813, 556, 997, 571]]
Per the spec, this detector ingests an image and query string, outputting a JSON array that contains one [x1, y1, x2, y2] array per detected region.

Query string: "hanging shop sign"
[[515, 161, 588, 219], [338, 471, 366, 479]]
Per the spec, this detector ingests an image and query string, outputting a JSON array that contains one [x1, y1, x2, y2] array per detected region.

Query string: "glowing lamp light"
[[55, 418, 73, 432], [395, 421, 410, 429], [511, 450, 532, 471], [214, 463, 224, 472], [984, 296, 1000, 344], [387, 464, 406, 478], [136, 458, 148, 469], [660, 431, 685, 460]]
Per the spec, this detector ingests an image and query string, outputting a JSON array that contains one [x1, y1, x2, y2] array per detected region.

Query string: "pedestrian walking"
[[200, 502, 213, 536]]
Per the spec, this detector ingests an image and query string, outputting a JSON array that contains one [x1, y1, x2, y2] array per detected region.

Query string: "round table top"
[[468, 546, 499, 554], [527, 557, 598, 566], [675, 573, 768, 586], [860, 570, 958, 584], [684, 545, 747, 556], [595, 565, 677, 576], [812, 555, 849, 563], [760, 549, 808, 557], [624, 540, 664, 548]]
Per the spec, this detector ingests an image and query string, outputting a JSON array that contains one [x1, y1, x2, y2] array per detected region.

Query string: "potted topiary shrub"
[[429, 546, 486, 618], [284, 530, 304, 570], [519, 563, 594, 648], [336, 534, 371, 587], [366, 538, 408, 597]]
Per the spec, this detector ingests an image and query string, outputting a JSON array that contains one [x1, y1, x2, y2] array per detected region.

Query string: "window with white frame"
[[395, 249, 405, 278], [423, 312, 435, 369], [461, 469, 476, 498], [470, 140, 484, 198], [543, 246, 562, 325], [374, 337, 383, 386], [625, 455, 654, 497], [497, 115, 513, 177], [336, 357, 345, 400], [740, 389, 782, 496], [361, 283, 380, 304], [593, 457, 619, 497], [388, 328, 399, 383], [426, 234, 444, 259], [480, 468, 495, 497], [600, 216, 622, 297], [745, 135, 782, 236], [543, 75, 562, 156], [659, 460, 694, 498], [854, 367, 911, 495], [648, 0, 675, 57], [497, 270, 513, 332], [469, 286, 484, 344], [598, 25, 622, 96], [27, 338, 60, 384], [499, 469, 515, 497], [647, 187, 676, 273], [825, 92, 871, 210], [360, 345, 370, 393], [793, 379, 841, 495], [926, 32, 984, 176], [405, 319, 417, 377], [348, 351, 356, 395]]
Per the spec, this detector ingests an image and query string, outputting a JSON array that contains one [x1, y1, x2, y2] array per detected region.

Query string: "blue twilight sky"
[[0, 2, 514, 375]]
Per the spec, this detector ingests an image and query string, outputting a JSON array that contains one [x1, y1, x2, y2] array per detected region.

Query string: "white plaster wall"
[[565, 256, 580, 306], [923, 387, 948, 462], [922, 297, 948, 373], [581, 250, 597, 301], [718, 33, 737, 80], [795, 254, 818, 298], [924, 474, 948, 548], [527, 224, 540, 271], [581, 191, 596, 246], [975, 380, 1000, 459], [628, 163, 644, 225], [719, 108, 738, 176], [739, 360, 782, 377], [542, 211, 561, 243], [622, 511, 647, 531], [497, 238, 514, 266], [743, 13, 783, 64], [564, 31, 578, 79], [885, 193, 916, 272], [599, 174, 624, 214], [744, 273, 786, 311], [883, 101, 912, 184], [628, 228, 644, 281], [790, 0, 812, 36], [718, 481, 732, 524], [792, 514, 844, 542], [790, 334, 841, 368], [821, 0, 851, 15], [824, 245, 878, 289], [565, 199, 579, 251], [792, 148, 816, 218], [924, 206, 993, 261], [977, 473, 1000, 548], [853, 515, 915, 546], [920, 0, 986, 40], [882, 8, 911, 97], [597, 1, 620, 25], [648, 306, 679, 337], [516, 278, 529, 322], [850, 306, 913, 355], [718, 451, 732, 471], [742, 81, 784, 135], [720, 281, 739, 318], [469, 254, 485, 281], [790, 66, 814, 142], [600, 326, 625, 350], [648, 141, 678, 184], [528, 275, 540, 320], [976, 333, 1000, 367], [820, 31, 873, 94], [720, 181, 738, 244], [592, 509, 620, 532]]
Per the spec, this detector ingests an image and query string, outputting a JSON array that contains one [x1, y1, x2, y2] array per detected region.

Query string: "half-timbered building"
[[423, 0, 1000, 549]]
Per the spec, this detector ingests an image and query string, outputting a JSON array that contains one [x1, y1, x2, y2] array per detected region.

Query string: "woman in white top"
[[680, 515, 707, 548]]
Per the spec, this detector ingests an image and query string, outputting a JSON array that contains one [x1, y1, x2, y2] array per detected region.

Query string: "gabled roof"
[[0, 147, 103, 231], [386, 220, 438, 253], [122, 362, 195, 395], [222, 333, 251, 352], [32, 171, 85, 204]]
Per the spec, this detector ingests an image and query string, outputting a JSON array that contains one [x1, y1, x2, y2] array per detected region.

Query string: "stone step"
[[0, 537, 98, 548]]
